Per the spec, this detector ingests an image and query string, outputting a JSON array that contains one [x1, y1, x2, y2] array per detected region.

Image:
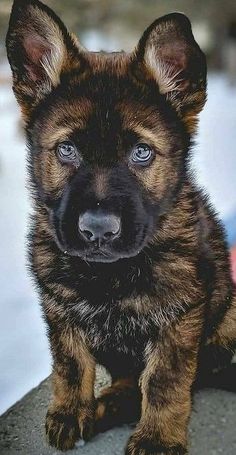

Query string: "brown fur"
[[6, 2, 236, 455]]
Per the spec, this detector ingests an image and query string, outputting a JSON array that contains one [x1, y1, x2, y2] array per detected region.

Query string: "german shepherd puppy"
[[6, 1, 236, 454]]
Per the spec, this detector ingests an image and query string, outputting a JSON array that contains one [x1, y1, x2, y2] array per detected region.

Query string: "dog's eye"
[[131, 143, 154, 166], [57, 141, 78, 163]]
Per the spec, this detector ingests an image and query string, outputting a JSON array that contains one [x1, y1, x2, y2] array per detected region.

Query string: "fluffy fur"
[[6, 1, 236, 454]]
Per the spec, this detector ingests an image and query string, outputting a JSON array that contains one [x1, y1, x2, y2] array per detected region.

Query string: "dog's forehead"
[[35, 51, 183, 159], [37, 63, 165, 149], [85, 50, 131, 74]]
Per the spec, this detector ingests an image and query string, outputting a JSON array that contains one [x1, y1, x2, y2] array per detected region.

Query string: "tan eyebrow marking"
[[131, 125, 167, 150], [43, 127, 74, 148]]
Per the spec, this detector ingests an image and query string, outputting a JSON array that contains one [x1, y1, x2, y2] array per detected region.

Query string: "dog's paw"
[[45, 406, 95, 451], [78, 411, 94, 441], [125, 434, 187, 455], [95, 386, 140, 433], [45, 410, 80, 451]]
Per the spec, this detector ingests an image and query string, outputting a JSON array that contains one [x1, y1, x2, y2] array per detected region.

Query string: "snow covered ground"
[[0, 70, 236, 415]]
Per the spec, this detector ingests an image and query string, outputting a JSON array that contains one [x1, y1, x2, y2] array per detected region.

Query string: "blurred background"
[[0, 0, 236, 415]]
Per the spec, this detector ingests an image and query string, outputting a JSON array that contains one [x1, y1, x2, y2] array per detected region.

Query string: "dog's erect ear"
[[134, 13, 207, 132], [6, 0, 84, 119]]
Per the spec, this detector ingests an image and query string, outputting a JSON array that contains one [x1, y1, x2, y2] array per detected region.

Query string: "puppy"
[[6, 0, 236, 453]]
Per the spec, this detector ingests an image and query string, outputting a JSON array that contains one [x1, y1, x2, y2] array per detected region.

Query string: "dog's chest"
[[71, 297, 155, 357]]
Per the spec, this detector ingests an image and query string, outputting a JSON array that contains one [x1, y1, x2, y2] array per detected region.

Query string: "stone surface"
[[1, 368, 236, 455]]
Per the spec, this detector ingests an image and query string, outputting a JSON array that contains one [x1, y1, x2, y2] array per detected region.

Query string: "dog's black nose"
[[78, 211, 121, 244]]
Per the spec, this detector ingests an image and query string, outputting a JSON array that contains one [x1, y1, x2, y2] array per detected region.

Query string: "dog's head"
[[6, 0, 206, 263]]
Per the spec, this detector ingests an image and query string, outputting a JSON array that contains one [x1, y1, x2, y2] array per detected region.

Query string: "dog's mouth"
[[65, 247, 145, 263], [57, 238, 147, 263], [50, 202, 153, 263], [65, 245, 118, 263], [52, 219, 150, 263]]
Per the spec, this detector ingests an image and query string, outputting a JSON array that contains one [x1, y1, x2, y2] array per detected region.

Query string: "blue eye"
[[131, 143, 154, 165], [57, 141, 78, 162]]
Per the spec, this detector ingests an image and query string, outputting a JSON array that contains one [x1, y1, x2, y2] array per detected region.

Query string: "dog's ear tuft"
[[134, 13, 207, 132], [6, 0, 83, 119]]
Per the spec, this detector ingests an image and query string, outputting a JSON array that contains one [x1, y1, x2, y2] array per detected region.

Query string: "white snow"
[[193, 73, 236, 219], [0, 77, 51, 415], [0, 71, 236, 415]]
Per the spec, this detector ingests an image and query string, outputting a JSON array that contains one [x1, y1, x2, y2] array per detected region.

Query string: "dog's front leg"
[[126, 308, 203, 455], [45, 324, 95, 451]]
